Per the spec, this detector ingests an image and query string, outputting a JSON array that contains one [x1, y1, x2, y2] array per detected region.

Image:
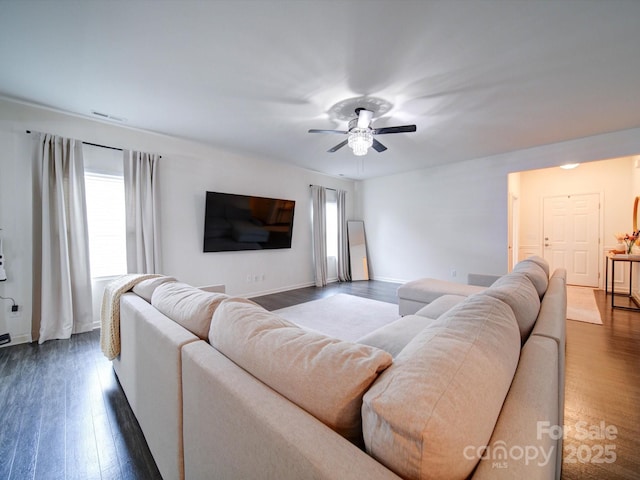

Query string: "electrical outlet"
[[246, 275, 252, 283], [9, 305, 20, 317], [450, 268, 457, 278]]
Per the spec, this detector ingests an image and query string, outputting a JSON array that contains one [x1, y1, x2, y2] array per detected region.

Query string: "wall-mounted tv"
[[203, 191, 296, 252]]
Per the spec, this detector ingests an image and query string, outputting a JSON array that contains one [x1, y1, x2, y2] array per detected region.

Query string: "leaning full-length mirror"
[[348, 220, 369, 281]]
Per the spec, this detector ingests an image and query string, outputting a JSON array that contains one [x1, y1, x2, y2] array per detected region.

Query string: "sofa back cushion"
[[361, 295, 520, 480], [209, 298, 393, 444], [414, 294, 468, 319], [522, 255, 550, 277], [357, 314, 434, 358], [151, 282, 227, 339], [512, 256, 549, 297], [132, 275, 177, 302], [479, 272, 541, 343]]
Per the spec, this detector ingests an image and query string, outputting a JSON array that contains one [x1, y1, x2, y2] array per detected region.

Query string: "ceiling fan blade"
[[372, 139, 387, 152], [328, 139, 348, 153], [372, 125, 417, 135], [357, 109, 374, 128], [308, 129, 348, 134]]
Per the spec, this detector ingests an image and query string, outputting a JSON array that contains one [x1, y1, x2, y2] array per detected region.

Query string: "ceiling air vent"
[[91, 110, 126, 122]]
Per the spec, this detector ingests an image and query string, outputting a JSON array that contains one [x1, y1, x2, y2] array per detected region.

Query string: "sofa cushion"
[[478, 272, 541, 343], [132, 275, 177, 302], [357, 314, 434, 358], [512, 257, 549, 297], [522, 255, 550, 277], [151, 282, 227, 339], [362, 295, 521, 480], [414, 294, 467, 318], [356, 295, 465, 358], [209, 298, 393, 444]]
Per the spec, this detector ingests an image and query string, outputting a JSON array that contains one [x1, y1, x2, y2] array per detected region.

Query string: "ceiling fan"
[[308, 108, 417, 156]]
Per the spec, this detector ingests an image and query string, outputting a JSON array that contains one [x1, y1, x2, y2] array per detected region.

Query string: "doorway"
[[542, 193, 601, 287]]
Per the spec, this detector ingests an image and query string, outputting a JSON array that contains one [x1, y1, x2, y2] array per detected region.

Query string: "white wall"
[[359, 128, 640, 284], [0, 98, 356, 345], [633, 156, 640, 219], [157, 150, 344, 294], [360, 158, 508, 283], [0, 131, 32, 345], [516, 157, 634, 289], [4, 94, 640, 344], [518, 156, 633, 254]]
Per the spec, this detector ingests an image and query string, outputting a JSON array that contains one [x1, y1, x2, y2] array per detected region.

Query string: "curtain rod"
[[26, 130, 122, 151], [25, 130, 161, 157], [309, 184, 337, 192]]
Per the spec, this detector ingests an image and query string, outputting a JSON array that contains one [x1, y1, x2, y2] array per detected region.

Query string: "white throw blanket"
[[100, 273, 161, 360]]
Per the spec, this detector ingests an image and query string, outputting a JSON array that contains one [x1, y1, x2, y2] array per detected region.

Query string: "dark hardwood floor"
[[562, 289, 640, 479], [0, 281, 638, 479], [250, 279, 400, 310], [0, 329, 161, 480]]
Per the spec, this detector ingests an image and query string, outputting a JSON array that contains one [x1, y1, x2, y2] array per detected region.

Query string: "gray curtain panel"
[[311, 185, 327, 287], [123, 150, 159, 274], [336, 189, 351, 282], [32, 133, 93, 343]]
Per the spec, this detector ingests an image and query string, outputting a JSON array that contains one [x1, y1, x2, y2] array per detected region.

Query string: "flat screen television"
[[203, 191, 296, 252]]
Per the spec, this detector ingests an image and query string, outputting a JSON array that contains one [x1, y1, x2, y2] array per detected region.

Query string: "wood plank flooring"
[[0, 329, 161, 480], [0, 281, 638, 479], [561, 289, 640, 479]]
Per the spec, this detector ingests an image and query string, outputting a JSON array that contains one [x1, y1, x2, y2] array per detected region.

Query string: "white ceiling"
[[1, 0, 640, 180]]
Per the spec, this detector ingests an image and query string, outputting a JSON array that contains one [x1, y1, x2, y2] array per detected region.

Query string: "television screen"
[[203, 191, 296, 252]]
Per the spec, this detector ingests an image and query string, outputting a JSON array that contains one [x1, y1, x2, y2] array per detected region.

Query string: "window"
[[326, 190, 338, 258], [83, 145, 127, 278]]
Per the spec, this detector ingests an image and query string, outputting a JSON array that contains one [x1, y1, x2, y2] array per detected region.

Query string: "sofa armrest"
[[114, 293, 200, 480], [531, 271, 567, 347], [182, 341, 401, 480], [531, 268, 567, 479], [472, 336, 560, 480]]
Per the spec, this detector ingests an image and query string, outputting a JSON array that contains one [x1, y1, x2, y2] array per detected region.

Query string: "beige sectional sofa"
[[110, 256, 566, 480]]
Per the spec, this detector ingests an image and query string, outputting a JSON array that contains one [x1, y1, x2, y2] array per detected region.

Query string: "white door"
[[543, 193, 600, 287]]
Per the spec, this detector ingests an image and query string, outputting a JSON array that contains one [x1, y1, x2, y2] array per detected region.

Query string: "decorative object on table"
[[613, 231, 640, 254], [611, 233, 626, 254]]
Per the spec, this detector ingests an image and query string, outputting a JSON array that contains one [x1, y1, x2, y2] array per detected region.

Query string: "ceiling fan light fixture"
[[348, 128, 373, 156]]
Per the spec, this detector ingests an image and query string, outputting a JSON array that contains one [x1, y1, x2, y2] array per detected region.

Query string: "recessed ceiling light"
[[560, 163, 580, 170]]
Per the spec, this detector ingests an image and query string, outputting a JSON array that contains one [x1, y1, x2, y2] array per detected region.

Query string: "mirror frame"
[[635, 196, 639, 231]]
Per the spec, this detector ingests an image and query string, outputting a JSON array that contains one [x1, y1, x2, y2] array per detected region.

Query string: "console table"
[[605, 253, 640, 310]]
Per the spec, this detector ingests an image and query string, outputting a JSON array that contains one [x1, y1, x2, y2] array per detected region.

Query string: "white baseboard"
[[236, 281, 317, 298], [0, 332, 32, 348], [371, 275, 407, 284]]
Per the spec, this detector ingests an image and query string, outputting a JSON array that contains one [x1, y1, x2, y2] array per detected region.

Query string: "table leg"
[[612, 259, 615, 308]]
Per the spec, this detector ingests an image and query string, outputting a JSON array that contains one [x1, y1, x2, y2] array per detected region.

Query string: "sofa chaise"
[[107, 255, 566, 480]]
